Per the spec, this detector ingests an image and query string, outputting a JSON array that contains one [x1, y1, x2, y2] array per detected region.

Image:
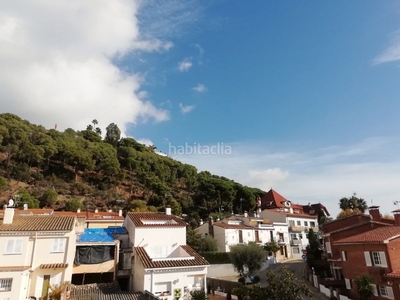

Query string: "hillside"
[[0, 113, 264, 222]]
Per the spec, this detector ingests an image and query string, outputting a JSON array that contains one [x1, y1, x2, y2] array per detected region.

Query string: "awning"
[[40, 263, 69, 269]]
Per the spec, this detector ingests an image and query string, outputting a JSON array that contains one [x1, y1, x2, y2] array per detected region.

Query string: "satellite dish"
[[7, 199, 15, 207]]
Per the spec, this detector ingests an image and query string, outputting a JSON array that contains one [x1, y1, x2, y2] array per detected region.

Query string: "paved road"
[[259, 259, 328, 300]]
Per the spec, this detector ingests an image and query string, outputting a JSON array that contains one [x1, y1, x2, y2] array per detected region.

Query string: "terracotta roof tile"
[[54, 211, 124, 221], [0, 208, 53, 215], [213, 222, 255, 230], [0, 215, 75, 231], [127, 212, 187, 227], [387, 271, 400, 278], [40, 263, 69, 269], [335, 226, 400, 244], [134, 245, 209, 269]]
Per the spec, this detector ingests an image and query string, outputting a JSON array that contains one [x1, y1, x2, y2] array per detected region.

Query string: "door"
[[239, 230, 243, 243], [42, 275, 50, 299], [255, 230, 260, 242]]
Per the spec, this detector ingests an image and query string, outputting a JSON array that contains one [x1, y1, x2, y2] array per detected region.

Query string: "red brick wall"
[[339, 243, 390, 299], [327, 222, 389, 259]]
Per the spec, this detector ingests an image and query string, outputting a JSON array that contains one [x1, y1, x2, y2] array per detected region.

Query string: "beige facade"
[[0, 208, 76, 299]]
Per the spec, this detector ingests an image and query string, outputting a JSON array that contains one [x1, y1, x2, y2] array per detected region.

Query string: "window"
[[364, 251, 387, 267], [4, 239, 22, 254], [299, 234, 303, 239], [306, 234, 309, 239], [292, 247, 300, 254], [344, 278, 351, 290], [325, 241, 331, 254], [0, 278, 12, 291], [310, 221, 315, 227], [304, 221, 308, 227], [51, 238, 66, 253], [296, 221, 301, 226], [291, 234, 297, 240], [376, 285, 394, 299], [341, 251, 347, 262]]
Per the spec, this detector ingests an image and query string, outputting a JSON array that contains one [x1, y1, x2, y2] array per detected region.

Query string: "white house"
[[0, 207, 76, 300], [196, 212, 291, 261], [259, 209, 318, 259], [123, 208, 209, 299]]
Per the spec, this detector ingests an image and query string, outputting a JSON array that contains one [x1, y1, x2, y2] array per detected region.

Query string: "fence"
[[206, 277, 243, 294]]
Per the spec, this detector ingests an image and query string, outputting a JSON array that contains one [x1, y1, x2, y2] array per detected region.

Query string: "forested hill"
[[0, 113, 264, 222]]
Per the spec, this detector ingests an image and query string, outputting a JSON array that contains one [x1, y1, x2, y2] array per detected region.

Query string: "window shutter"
[[341, 251, 346, 261], [387, 286, 394, 299], [364, 251, 372, 266], [345, 278, 351, 290], [371, 284, 378, 296], [5, 240, 14, 253], [326, 242, 331, 253], [14, 239, 22, 253], [379, 251, 388, 268]]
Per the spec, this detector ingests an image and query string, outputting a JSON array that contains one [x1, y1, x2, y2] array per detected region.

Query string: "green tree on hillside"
[[65, 198, 84, 211], [104, 123, 121, 147], [40, 189, 58, 207]]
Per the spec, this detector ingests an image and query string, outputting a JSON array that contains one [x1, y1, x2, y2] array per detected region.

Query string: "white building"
[[259, 209, 318, 258], [196, 212, 291, 262], [0, 207, 76, 300], [123, 208, 209, 299]]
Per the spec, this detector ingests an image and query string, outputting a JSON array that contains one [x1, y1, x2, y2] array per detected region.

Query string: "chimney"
[[119, 209, 123, 217], [369, 206, 381, 222], [208, 217, 214, 237], [23, 203, 28, 210], [3, 207, 15, 224], [289, 207, 294, 214], [393, 210, 400, 226], [77, 208, 81, 213], [165, 205, 171, 215], [244, 211, 248, 218], [94, 208, 98, 213]]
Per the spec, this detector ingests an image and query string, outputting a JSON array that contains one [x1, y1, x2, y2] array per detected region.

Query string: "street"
[[259, 259, 328, 300]]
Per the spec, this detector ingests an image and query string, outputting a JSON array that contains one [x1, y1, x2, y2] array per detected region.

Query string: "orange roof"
[[387, 271, 400, 278], [213, 222, 255, 230], [261, 189, 288, 209], [54, 211, 124, 221], [0, 215, 75, 232], [134, 245, 209, 269], [335, 226, 400, 244], [0, 208, 53, 215], [127, 212, 187, 227]]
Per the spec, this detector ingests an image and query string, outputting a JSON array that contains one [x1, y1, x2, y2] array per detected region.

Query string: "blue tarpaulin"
[[77, 227, 127, 243]]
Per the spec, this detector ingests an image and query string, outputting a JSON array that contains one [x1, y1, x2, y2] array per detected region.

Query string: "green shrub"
[[0, 176, 7, 190], [201, 252, 231, 264]]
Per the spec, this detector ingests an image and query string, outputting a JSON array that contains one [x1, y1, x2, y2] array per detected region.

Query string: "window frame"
[[51, 238, 66, 253], [4, 239, 23, 255], [310, 221, 316, 227], [304, 221, 308, 227], [0, 278, 12, 292]]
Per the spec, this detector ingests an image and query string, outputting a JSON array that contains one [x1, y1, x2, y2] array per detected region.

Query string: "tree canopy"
[[229, 243, 266, 277], [233, 267, 313, 300], [0, 113, 265, 218]]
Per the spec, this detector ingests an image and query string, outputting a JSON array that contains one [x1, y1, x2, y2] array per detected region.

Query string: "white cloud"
[[0, 1, 173, 134], [194, 43, 204, 63], [179, 103, 196, 114], [178, 58, 193, 72], [136, 138, 154, 146], [163, 137, 400, 218], [373, 30, 400, 65], [192, 84, 207, 93]]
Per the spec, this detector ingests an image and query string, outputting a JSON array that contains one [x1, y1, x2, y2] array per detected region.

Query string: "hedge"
[[201, 252, 231, 264]]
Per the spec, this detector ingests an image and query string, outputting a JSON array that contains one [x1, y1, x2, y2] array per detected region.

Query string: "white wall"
[[0, 270, 29, 300]]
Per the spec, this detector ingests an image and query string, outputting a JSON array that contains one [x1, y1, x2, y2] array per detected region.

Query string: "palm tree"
[[338, 193, 368, 213]]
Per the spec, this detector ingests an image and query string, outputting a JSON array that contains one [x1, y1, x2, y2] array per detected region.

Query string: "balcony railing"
[[291, 239, 301, 245], [272, 238, 286, 244], [289, 226, 305, 232]]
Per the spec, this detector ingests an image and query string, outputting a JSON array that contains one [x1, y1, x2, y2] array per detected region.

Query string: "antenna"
[[393, 201, 400, 209]]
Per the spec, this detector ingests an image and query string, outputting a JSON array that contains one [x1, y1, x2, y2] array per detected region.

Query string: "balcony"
[[289, 225, 305, 232], [291, 239, 301, 245], [273, 238, 286, 244]]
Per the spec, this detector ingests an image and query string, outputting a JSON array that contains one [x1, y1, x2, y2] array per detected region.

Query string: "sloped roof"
[[127, 212, 187, 227], [213, 222, 255, 230], [387, 270, 400, 278], [0, 215, 75, 232], [134, 245, 209, 269], [261, 189, 288, 209], [335, 226, 400, 244], [40, 263, 69, 269], [0, 208, 53, 215], [54, 211, 124, 221]]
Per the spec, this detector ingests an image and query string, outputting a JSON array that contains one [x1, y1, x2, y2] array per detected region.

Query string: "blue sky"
[[1, 0, 400, 217]]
